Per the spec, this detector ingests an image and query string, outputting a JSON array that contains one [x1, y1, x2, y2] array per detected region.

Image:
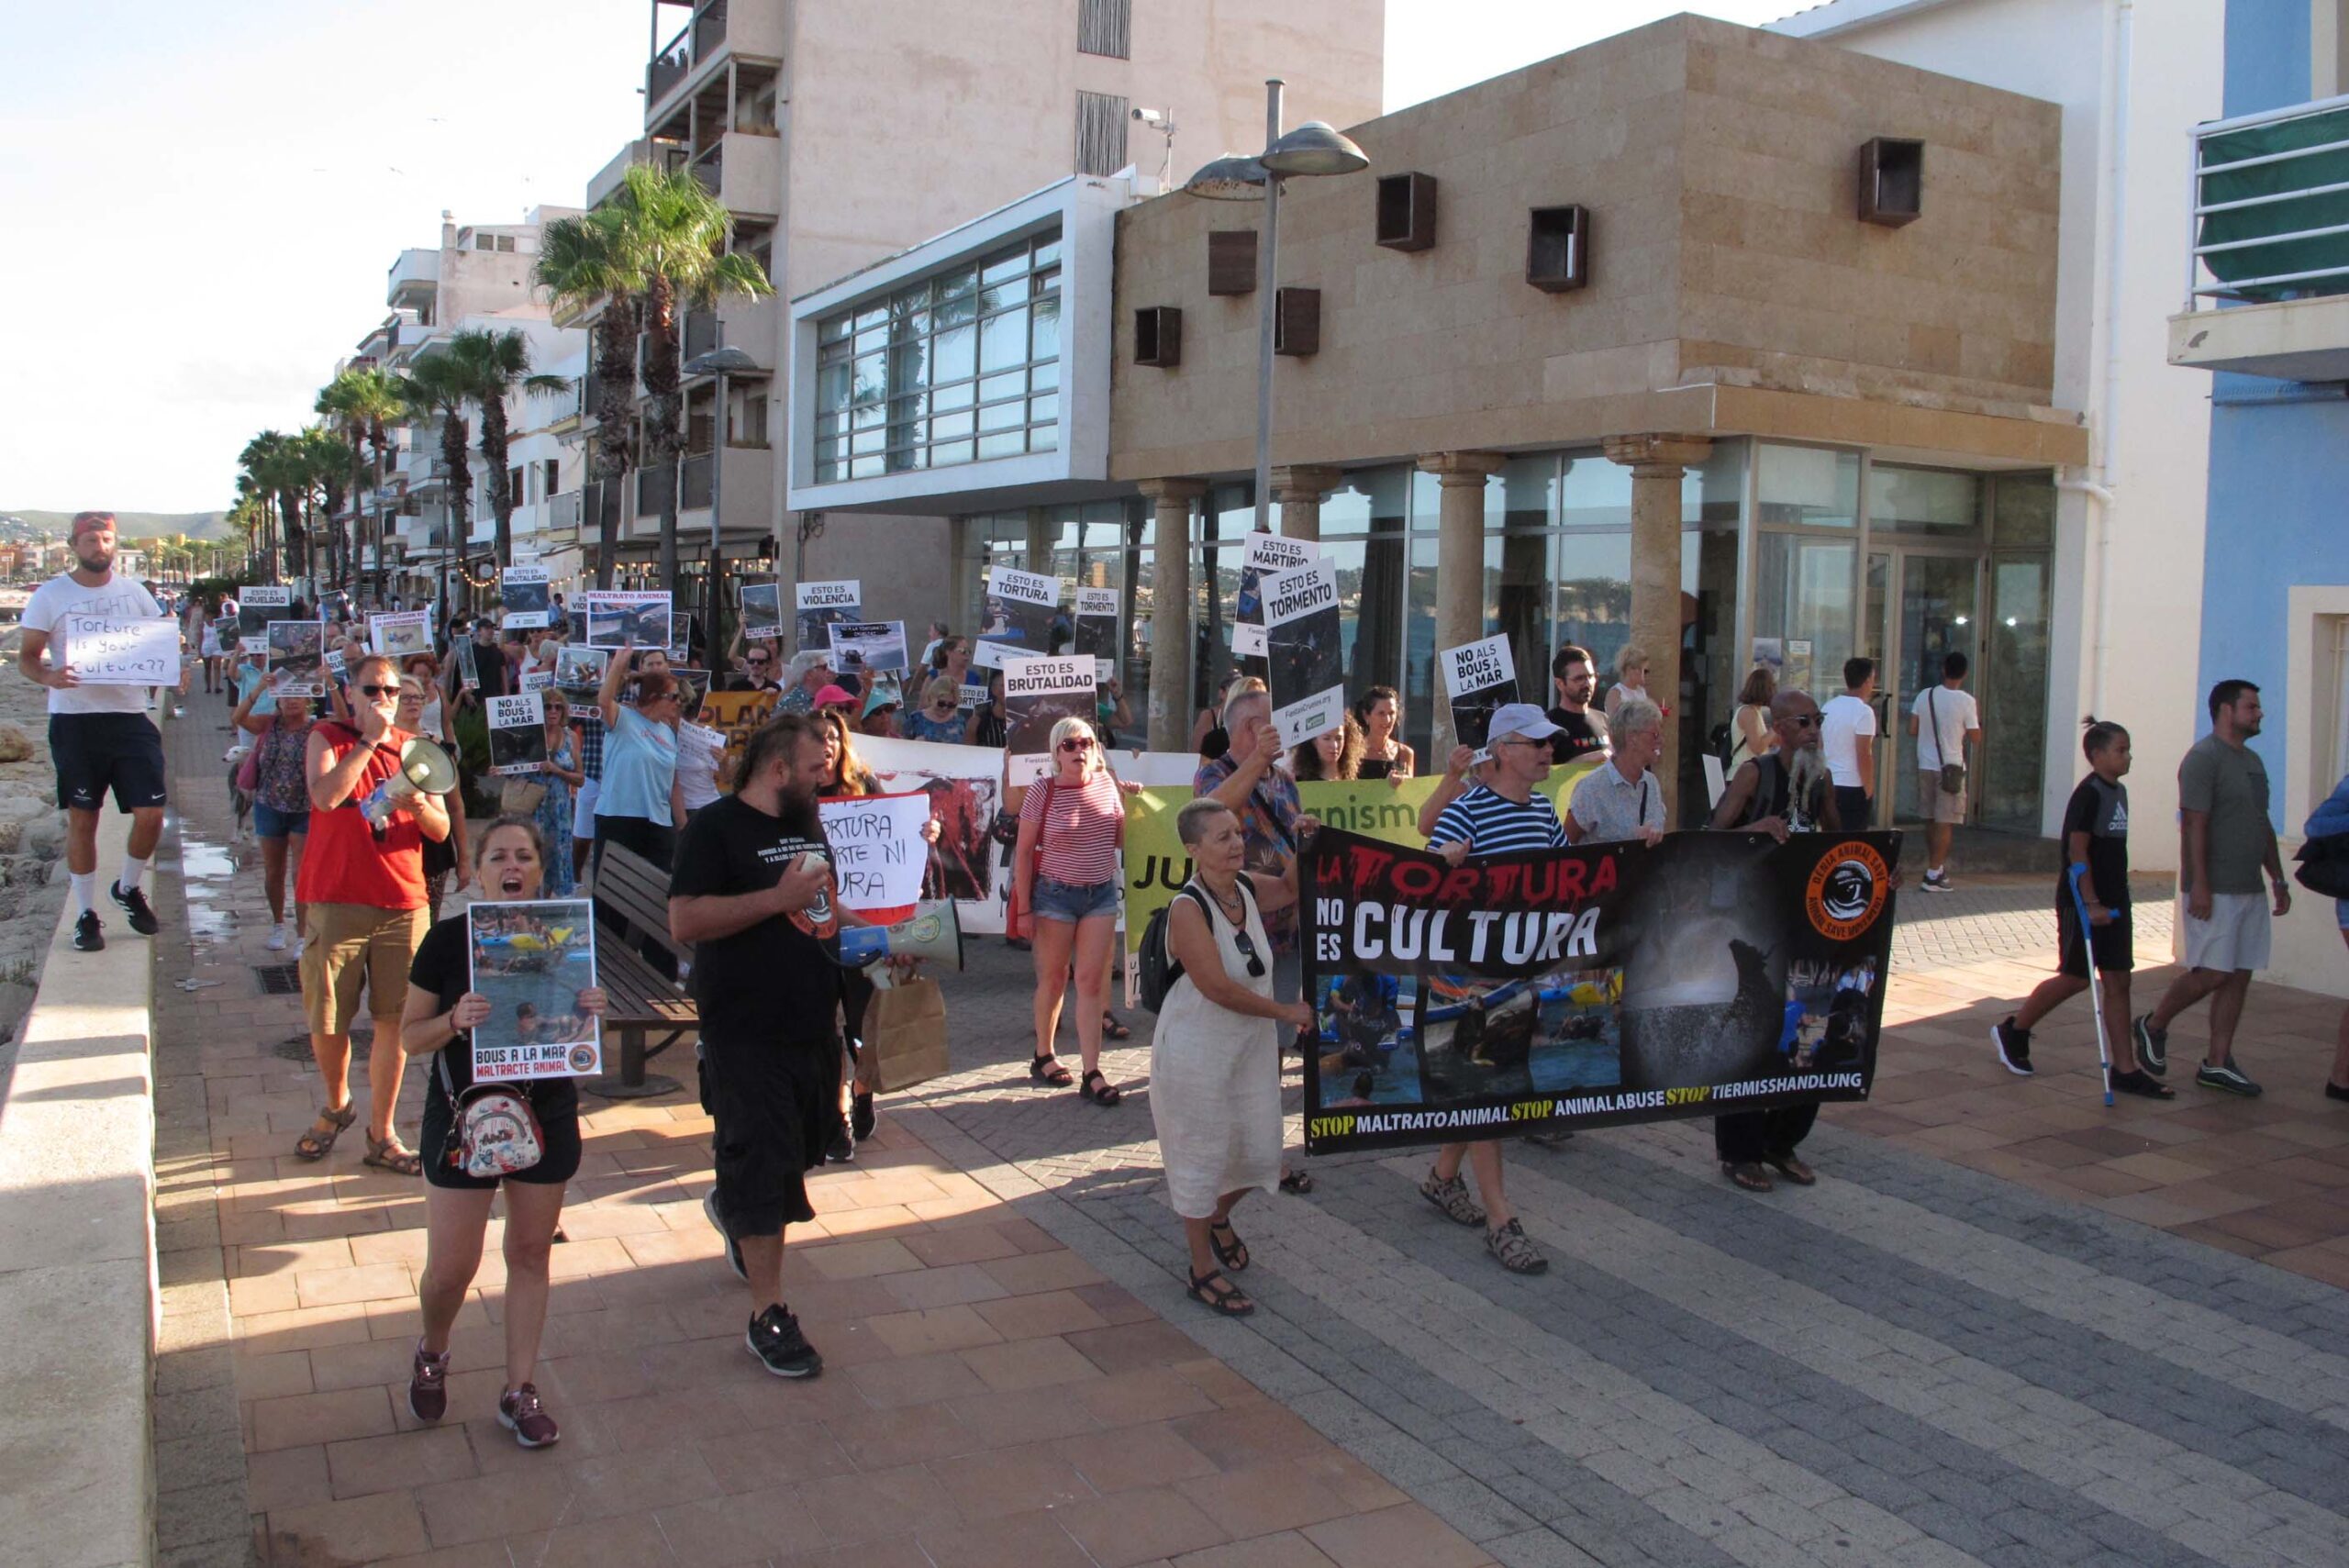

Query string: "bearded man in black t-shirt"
[[669, 711, 853, 1379], [1545, 644, 1610, 765]]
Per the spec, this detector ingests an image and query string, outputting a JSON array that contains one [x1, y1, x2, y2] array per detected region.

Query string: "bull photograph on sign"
[[1300, 826, 1900, 1152]]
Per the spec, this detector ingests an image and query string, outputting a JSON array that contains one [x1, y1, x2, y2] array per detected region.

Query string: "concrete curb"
[[0, 809, 157, 1568]]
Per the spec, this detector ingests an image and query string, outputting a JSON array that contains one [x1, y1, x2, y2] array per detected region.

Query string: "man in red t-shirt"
[[292, 653, 451, 1173]]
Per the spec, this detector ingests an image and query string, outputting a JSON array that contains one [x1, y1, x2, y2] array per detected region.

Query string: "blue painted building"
[[2171, 0, 2349, 994]]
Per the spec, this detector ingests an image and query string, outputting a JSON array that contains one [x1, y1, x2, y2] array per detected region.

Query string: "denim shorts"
[[1031, 875, 1119, 923], [252, 802, 309, 840]]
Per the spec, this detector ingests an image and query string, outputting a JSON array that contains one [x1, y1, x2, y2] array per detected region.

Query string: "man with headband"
[[17, 511, 184, 951]]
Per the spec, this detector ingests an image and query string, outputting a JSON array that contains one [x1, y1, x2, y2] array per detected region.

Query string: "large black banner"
[[1301, 828, 1900, 1153]]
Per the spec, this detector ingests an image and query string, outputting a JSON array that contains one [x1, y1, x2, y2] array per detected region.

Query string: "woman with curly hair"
[[1290, 713, 1365, 783]]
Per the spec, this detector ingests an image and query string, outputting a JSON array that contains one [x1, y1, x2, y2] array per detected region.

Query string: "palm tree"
[[397, 352, 477, 616], [537, 207, 640, 589], [536, 163, 772, 591], [317, 367, 406, 604], [444, 328, 568, 571], [239, 430, 305, 582], [295, 425, 351, 590]]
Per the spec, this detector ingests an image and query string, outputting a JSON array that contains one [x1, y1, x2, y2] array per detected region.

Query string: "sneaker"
[[291, 936, 307, 962], [1991, 1017, 2034, 1076], [1419, 1172, 1486, 1228], [1486, 1218, 1549, 1275], [851, 1091, 875, 1142], [1524, 1129, 1575, 1150], [2196, 1057, 2263, 1097], [407, 1340, 450, 1422], [825, 1123, 855, 1164], [265, 922, 287, 952], [72, 911, 104, 952], [1921, 870, 1954, 894], [496, 1383, 561, 1448], [2132, 1015, 2169, 1077], [745, 1304, 822, 1378], [702, 1188, 747, 1283], [110, 882, 160, 935]]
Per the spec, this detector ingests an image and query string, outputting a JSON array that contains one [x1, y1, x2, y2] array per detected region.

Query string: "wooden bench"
[[584, 843, 698, 1098]]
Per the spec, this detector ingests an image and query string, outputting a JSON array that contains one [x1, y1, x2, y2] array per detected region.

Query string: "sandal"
[[1029, 1052, 1074, 1087], [1763, 1152, 1816, 1186], [1722, 1161, 1774, 1193], [1208, 1220, 1249, 1272], [2112, 1069, 2176, 1100], [1279, 1167, 1315, 1195], [1100, 1009, 1132, 1041], [364, 1134, 424, 1177], [1187, 1268, 1254, 1317], [1080, 1069, 1122, 1106], [295, 1102, 357, 1162]]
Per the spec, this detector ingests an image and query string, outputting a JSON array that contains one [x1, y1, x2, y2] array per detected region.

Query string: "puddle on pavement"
[[170, 827, 239, 944]]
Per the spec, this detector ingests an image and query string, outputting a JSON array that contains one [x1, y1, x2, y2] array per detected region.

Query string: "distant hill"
[[0, 509, 231, 541]]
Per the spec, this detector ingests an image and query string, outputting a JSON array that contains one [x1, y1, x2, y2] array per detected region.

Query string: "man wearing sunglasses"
[[732, 644, 783, 694]]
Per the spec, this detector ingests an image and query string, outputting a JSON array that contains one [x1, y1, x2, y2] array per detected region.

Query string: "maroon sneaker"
[[497, 1383, 561, 1448], [407, 1340, 450, 1422]]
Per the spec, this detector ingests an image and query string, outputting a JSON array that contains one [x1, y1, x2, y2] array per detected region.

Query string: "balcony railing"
[[683, 308, 718, 360], [2187, 92, 2349, 308], [646, 2, 726, 109], [636, 463, 676, 517], [682, 452, 715, 510], [692, 142, 722, 195], [696, 1, 728, 60]]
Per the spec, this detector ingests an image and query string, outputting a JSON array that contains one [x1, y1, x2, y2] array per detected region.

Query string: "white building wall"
[[1775, 0, 2226, 864]]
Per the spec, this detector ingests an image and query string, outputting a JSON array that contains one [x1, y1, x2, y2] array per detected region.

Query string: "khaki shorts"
[[2183, 891, 2271, 973], [1922, 773, 1968, 824], [301, 903, 428, 1036]]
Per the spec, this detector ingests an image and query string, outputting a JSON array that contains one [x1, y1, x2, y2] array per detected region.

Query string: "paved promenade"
[[143, 701, 2349, 1567]]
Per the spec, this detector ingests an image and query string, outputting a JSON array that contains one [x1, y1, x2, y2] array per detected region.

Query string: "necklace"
[[1202, 877, 1245, 922]]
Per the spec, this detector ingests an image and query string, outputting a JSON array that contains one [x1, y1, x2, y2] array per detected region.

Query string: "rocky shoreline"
[[0, 635, 72, 1044]]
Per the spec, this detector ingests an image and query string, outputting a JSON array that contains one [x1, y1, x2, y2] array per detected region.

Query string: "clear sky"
[[0, 0, 1799, 516]]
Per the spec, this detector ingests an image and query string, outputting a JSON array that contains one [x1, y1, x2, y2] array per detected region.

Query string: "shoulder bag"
[[1930, 689, 1967, 796], [437, 1048, 543, 1180]]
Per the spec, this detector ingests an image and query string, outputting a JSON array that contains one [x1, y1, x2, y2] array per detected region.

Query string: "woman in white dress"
[[1153, 798, 1315, 1318]]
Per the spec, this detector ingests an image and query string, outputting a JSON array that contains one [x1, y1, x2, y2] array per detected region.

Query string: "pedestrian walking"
[[1991, 720, 2169, 1095], [233, 671, 316, 952], [1418, 702, 1566, 1274], [1015, 717, 1132, 1106], [294, 653, 451, 1173], [2132, 680, 2290, 1095], [1820, 658, 1877, 830], [673, 714, 856, 1379], [401, 818, 606, 1447], [17, 511, 182, 952], [1154, 799, 1316, 1318], [1909, 651, 1978, 891], [1708, 690, 1842, 1191]]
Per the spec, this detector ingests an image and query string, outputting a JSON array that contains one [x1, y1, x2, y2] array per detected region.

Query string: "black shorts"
[[419, 1077, 584, 1190], [2057, 897, 2132, 977], [50, 712, 167, 813], [704, 1030, 839, 1238]]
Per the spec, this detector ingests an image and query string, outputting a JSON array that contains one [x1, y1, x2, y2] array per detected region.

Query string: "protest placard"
[[739, 582, 784, 641], [795, 579, 861, 651], [974, 565, 1058, 669], [267, 619, 327, 698], [1263, 558, 1343, 748], [553, 643, 607, 696], [500, 564, 551, 628], [487, 691, 548, 774], [1002, 655, 1094, 785], [1073, 586, 1119, 684], [1234, 531, 1315, 657], [579, 591, 672, 651], [369, 610, 431, 659], [467, 899, 601, 1081], [854, 736, 1005, 934], [836, 899, 963, 968], [325, 648, 348, 683], [818, 791, 933, 923], [1441, 634, 1519, 754], [827, 619, 908, 675], [238, 585, 291, 639], [519, 669, 553, 693], [57, 613, 179, 686], [1298, 828, 1899, 1151], [697, 689, 777, 790]]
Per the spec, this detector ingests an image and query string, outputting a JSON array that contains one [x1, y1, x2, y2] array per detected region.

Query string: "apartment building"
[[576, 0, 1383, 632]]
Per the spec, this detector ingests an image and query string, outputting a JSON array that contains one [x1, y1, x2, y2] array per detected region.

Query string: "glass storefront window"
[[1754, 534, 1857, 688], [1756, 444, 1858, 528], [1981, 554, 2051, 831], [1991, 473, 2056, 547], [1869, 463, 1982, 539]]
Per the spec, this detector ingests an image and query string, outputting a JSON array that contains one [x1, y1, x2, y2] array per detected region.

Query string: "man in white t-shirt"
[[17, 512, 187, 952], [1908, 651, 1981, 892], [1819, 656, 1879, 831]]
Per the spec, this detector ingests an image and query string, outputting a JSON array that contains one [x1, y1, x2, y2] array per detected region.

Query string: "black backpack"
[[1710, 720, 1737, 772], [1136, 884, 1211, 1013], [2294, 834, 2349, 900]]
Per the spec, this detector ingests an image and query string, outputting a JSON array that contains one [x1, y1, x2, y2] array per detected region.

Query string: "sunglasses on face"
[[1787, 714, 1820, 728], [1058, 738, 1094, 752], [360, 684, 399, 698], [1232, 929, 1267, 979]]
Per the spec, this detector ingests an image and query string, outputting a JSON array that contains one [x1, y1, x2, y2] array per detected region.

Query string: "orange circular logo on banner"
[[1807, 842, 1890, 940]]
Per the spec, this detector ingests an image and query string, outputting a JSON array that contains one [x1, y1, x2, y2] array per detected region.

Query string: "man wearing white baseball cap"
[[1418, 701, 1567, 1274]]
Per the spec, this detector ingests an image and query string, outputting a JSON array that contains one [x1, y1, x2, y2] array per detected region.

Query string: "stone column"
[[1271, 464, 1343, 544], [1602, 433, 1712, 828], [1138, 478, 1207, 751], [1024, 506, 1055, 576], [1417, 451, 1507, 759]]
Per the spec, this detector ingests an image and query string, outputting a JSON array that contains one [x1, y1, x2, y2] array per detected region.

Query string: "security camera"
[[1131, 106, 1167, 126]]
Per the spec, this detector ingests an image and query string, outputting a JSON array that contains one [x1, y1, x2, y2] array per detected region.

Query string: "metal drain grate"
[[254, 963, 302, 995]]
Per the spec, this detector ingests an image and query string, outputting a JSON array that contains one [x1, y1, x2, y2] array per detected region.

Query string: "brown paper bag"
[[865, 975, 950, 1092]]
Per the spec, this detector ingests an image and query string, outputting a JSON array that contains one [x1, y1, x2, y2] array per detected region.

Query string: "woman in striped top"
[[1014, 717, 1133, 1106]]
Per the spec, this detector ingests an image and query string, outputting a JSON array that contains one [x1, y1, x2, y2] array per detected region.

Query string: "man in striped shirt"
[[1419, 703, 1564, 1275]]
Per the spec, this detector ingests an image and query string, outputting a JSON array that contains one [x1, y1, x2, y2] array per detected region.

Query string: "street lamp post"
[[683, 346, 762, 674], [1185, 82, 1368, 537]]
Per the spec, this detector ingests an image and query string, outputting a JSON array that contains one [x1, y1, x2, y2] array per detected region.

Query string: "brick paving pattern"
[[141, 695, 2349, 1566]]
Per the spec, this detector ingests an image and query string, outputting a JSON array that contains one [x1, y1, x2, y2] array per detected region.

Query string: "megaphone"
[[360, 737, 459, 831]]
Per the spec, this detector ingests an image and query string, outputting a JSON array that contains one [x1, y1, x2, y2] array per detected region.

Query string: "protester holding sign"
[[17, 511, 182, 953], [233, 671, 318, 952], [592, 642, 683, 877], [1155, 798, 1318, 1318], [1016, 717, 1134, 1106], [400, 818, 607, 1448]]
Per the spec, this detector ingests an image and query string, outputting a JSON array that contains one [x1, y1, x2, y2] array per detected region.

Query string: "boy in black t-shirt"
[[669, 711, 861, 1378], [1991, 720, 2171, 1097]]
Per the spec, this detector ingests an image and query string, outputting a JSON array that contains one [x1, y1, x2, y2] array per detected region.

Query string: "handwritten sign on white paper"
[[61, 614, 179, 686]]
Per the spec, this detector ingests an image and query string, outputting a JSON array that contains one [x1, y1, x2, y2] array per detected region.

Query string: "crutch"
[[2066, 862, 2114, 1106]]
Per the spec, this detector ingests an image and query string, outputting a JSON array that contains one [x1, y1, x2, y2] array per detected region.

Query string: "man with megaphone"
[[293, 651, 454, 1175]]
